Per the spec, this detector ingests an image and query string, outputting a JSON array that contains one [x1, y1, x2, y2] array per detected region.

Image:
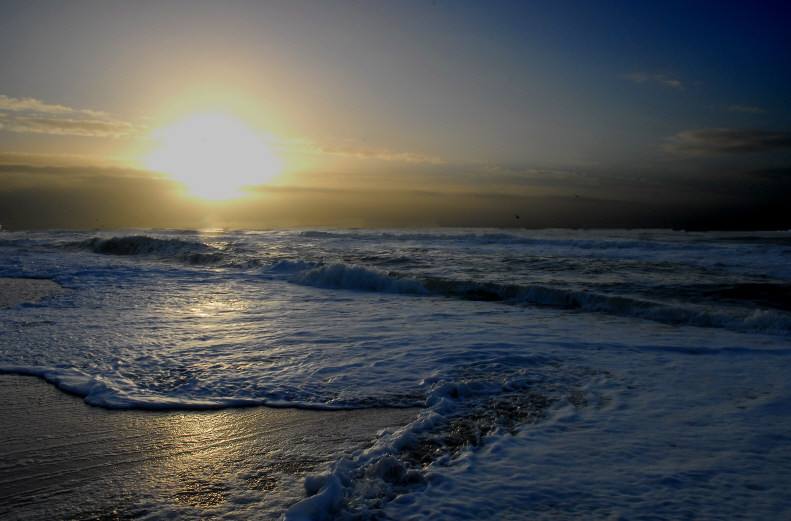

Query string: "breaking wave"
[[77, 235, 225, 265], [278, 263, 791, 336], [284, 359, 602, 520], [66, 233, 791, 336], [284, 262, 428, 295]]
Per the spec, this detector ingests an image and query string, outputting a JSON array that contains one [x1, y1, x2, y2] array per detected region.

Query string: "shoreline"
[[0, 373, 418, 520], [0, 277, 419, 519]]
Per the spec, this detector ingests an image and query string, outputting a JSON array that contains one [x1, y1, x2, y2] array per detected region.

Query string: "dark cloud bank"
[[665, 129, 791, 156], [1, 163, 789, 231]]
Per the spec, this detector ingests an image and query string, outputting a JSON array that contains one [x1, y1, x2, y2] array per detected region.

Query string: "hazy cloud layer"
[[1, 94, 436, 163], [317, 145, 443, 164], [0, 163, 199, 230], [270, 137, 443, 164], [1, 160, 789, 231], [0, 151, 122, 167], [0, 94, 148, 138], [0, 94, 108, 117], [623, 73, 685, 89], [0, 163, 168, 179], [665, 129, 791, 155], [0, 114, 148, 138], [726, 105, 768, 114]]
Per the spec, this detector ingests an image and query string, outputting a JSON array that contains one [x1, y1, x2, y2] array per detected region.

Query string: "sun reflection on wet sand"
[[0, 374, 418, 519]]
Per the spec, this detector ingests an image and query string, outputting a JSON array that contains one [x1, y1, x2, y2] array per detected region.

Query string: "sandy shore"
[[0, 278, 419, 520], [0, 277, 67, 308], [0, 374, 417, 520]]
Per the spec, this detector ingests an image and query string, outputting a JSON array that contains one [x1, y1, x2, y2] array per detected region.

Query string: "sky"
[[1, 0, 789, 230]]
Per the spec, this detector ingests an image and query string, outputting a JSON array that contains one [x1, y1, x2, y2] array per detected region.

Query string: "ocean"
[[1, 227, 790, 520]]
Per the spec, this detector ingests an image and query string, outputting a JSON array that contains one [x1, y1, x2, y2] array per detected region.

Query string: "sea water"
[[1, 228, 790, 519]]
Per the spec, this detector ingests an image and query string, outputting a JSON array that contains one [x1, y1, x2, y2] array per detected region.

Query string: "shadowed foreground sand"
[[0, 278, 418, 520]]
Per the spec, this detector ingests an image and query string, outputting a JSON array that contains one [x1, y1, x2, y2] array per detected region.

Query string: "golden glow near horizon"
[[145, 112, 281, 200], [1, 3, 788, 230]]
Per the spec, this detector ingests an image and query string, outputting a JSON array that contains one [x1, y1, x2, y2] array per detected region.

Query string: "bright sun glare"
[[145, 112, 281, 200]]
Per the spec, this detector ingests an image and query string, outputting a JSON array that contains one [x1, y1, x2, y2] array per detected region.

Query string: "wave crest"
[[283, 265, 791, 335], [287, 263, 428, 295], [77, 235, 227, 265]]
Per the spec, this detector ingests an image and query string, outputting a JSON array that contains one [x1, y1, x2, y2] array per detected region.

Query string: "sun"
[[145, 112, 281, 200]]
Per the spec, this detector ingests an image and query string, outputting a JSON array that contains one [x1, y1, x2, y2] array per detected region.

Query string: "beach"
[[0, 278, 419, 520], [0, 277, 68, 308]]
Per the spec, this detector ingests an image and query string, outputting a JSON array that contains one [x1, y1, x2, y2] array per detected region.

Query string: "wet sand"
[[0, 374, 418, 520], [0, 278, 418, 520], [0, 277, 68, 308]]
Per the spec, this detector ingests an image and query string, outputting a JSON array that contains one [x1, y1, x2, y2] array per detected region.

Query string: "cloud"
[[2, 93, 439, 162], [726, 105, 768, 114], [0, 151, 127, 168], [318, 145, 444, 164], [664, 128, 791, 155], [0, 114, 148, 138], [0, 94, 148, 138], [0, 162, 165, 178], [0, 94, 109, 117], [269, 136, 443, 164], [0, 163, 201, 230], [744, 167, 791, 180], [623, 72, 685, 90]]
